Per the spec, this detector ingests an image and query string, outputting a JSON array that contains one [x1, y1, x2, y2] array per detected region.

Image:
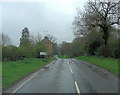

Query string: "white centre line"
[[74, 81, 81, 95], [69, 65, 73, 73]]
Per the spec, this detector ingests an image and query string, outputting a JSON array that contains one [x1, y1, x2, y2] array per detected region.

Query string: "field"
[[2, 58, 56, 90], [75, 56, 118, 76]]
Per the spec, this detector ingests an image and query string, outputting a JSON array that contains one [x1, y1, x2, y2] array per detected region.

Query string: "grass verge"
[[2, 57, 56, 90], [0, 62, 2, 92], [75, 56, 119, 76], [58, 55, 70, 59]]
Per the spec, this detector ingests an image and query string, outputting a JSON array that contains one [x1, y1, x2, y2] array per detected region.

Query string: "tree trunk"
[[102, 26, 109, 58]]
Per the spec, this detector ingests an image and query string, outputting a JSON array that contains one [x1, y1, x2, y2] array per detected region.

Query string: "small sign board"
[[40, 52, 47, 56]]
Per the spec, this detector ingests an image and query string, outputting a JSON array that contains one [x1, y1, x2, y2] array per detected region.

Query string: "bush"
[[2, 45, 22, 61], [108, 38, 119, 58], [33, 43, 47, 58], [95, 37, 119, 58], [2, 42, 48, 61], [2, 45, 34, 61]]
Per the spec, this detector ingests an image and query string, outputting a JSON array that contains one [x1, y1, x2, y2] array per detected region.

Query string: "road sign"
[[40, 52, 47, 56]]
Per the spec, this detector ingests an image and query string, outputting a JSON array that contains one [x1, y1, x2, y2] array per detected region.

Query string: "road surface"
[[5, 58, 119, 94]]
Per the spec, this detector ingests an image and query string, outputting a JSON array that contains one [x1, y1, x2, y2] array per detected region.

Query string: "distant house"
[[60, 41, 71, 56], [41, 36, 53, 57]]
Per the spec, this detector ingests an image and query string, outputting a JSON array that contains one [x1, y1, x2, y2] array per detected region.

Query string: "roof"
[[41, 36, 53, 44]]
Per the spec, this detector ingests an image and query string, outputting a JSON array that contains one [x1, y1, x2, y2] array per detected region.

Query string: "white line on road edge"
[[69, 65, 73, 73], [74, 81, 81, 95], [13, 61, 55, 93], [13, 71, 40, 93]]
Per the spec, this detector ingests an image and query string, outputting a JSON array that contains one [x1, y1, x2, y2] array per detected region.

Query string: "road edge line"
[[13, 72, 38, 93]]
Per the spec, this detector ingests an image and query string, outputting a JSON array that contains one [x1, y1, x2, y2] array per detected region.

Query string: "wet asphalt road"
[[13, 58, 118, 93]]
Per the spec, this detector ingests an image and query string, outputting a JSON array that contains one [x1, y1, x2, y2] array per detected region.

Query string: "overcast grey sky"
[[2, 0, 87, 46]]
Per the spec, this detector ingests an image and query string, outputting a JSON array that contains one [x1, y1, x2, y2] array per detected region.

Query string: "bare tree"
[[1, 33, 12, 46], [36, 33, 42, 43], [73, 1, 120, 45], [46, 34, 57, 44], [30, 33, 42, 48], [73, 1, 120, 57]]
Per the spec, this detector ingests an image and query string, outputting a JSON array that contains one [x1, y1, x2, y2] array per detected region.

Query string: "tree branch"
[[110, 17, 120, 25]]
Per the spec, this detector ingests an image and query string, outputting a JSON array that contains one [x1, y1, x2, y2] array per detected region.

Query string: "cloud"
[[2, 1, 86, 46]]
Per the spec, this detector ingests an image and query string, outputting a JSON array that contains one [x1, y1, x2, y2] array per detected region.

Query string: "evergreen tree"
[[20, 27, 30, 47]]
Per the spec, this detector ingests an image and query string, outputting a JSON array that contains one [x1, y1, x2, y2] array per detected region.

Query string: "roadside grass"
[[2, 57, 56, 90], [0, 62, 2, 92], [58, 55, 70, 59], [75, 56, 119, 76]]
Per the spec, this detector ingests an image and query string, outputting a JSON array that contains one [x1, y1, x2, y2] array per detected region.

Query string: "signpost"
[[40, 52, 47, 58], [40, 52, 46, 56]]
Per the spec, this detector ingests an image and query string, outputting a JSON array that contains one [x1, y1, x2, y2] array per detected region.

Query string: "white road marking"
[[74, 81, 81, 95], [68, 62, 69, 64], [13, 70, 42, 93], [13, 61, 55, 93], [69, 65, 73, 73]]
